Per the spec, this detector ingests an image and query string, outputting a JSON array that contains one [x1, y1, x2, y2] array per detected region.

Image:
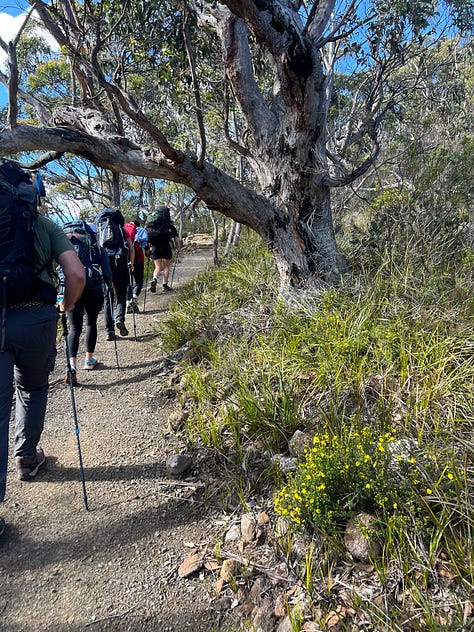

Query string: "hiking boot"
[[0, 517, 5, 537], [116, 320, 129, 336], [149, 278, 157, 293], [84, 357, 99, 370], [132, 299, 140, 313], [126, 300, 133, 314], [15, 448, 46, 481], [162, 283, 172, 292], [106, 331, 115, 341], [65, 368, 78, 386]]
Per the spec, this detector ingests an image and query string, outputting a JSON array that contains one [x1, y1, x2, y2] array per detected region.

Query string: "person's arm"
[[58, 249, 85, 312], [173, 235, 180, 253]]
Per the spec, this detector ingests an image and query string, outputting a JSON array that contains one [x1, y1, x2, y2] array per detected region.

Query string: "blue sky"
[[0, 1, 33, 106]]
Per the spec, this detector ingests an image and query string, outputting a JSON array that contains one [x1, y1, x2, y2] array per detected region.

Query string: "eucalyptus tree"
[[0, 1, 471, 286]]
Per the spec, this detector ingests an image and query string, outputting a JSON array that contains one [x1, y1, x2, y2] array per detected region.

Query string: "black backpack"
[[62, 220, 104, 291], [146, 206, 172, 245], [0, 160, 43, 307], [95, 208, 128, 259]]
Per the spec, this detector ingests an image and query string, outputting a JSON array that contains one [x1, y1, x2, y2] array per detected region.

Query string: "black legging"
[[103, 256, 128, 331], [67, 287, 104, 357]]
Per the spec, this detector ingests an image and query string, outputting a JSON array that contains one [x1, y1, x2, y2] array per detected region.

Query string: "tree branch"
[[320, 140, 380, 187], [215, 10, 277, 144], [0, 69, 51, 125], [183, 3, 207, 167]]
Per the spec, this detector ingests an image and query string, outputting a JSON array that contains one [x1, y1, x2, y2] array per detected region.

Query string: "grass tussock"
[[157, 233, 473, 630]]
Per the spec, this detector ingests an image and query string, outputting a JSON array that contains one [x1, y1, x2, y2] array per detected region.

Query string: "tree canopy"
[[0, 1, 472, 285]]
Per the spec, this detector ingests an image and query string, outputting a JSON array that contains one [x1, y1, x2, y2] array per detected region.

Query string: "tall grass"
[[158, 233, 473, 629]]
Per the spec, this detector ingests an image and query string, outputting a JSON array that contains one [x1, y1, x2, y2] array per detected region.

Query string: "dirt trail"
[[0, 250, 234, 632]]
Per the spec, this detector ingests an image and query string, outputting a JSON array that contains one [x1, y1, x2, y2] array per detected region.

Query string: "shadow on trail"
[[59, 359, 175, 392], [0, 492, 213, 573], [44, 456, 169, 483]]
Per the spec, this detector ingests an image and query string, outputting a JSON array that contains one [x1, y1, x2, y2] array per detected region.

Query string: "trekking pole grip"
[[61, 311, 69, 336]]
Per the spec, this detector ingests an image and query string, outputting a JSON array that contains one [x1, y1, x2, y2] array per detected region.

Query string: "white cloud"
[[0, 11, 59, 71], [0, 12, 27, 69]]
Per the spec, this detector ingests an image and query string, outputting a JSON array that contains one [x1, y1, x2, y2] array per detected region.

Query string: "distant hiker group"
[[0, 158, 181, 537]]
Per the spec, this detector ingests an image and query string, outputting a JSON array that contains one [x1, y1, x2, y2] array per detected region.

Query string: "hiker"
[[96, 208, 134, 340], [124, 219, 148, 313], [61, 221, 113, 384], [146, 206, 180, 293], [0, 160, 85, 537]]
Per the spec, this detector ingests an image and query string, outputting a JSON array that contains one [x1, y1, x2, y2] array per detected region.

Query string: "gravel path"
[[0, 250, 234, 632]]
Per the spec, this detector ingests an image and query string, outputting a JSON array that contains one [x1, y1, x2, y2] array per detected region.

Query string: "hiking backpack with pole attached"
[[61, 220, 104, 291], [1, 160, 57, 351], [95, 208, 128, 260], [146, 206, 172, 245], [0, 160, 55, 308]]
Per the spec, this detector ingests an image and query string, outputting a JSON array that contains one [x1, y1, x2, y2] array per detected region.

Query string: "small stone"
[[277, 616, 294, 632], [241, 513, 256, 543], [225, 524, 241, 542], [274, 594, 287, 618], [252, 600, 276, 632], [288, 430, 312, 457], [271, 454, 297, 472], [166, 453, 192, 476], [177, 552, 204, 578], [249, 576, 267, 603], [257, 511, 270, 525], [220, 558, 240, 582], [212, 596, 232, 612], [344, 512, 381, 562], [168, 411, 187, 432]]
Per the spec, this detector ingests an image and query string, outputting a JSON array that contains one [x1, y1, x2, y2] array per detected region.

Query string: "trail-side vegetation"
[[156, 225, 473, 629]]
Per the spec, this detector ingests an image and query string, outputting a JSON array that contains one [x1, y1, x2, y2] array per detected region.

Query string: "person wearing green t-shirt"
[[0, 177, 85, 539]]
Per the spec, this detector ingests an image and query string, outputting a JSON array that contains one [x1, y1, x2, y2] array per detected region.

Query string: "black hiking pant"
[[103, 256, 128, 333]]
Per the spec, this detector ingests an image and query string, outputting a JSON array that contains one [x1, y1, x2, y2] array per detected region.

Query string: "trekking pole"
[[128, 264, 137, 342], [107, 289, 120, 370], [60, 313, 90, 511], [169, 252, 179, 288], [143, 256, 150, 313]]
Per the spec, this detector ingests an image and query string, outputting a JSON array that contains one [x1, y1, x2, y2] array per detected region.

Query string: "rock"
[[252, 600, 276, 632], [166, 453, 192, 476], [220, 558, 240, 582], [224, 524, 241, 542], [386, 437, 419, 475], [212, 596, 232, 612], [288, 430, 312, 457], [177, 552, 204, 578], [271, 454, 297, 472], [277, 616, 294, 632], [274, 594, 287, 618], [215, 577, 225, 595], [168, 411, 187, 432], [249, 576, 268, 603], [241, 513, 257, 543], [344, 513, 381, 562], [257, 511, 270, 526]]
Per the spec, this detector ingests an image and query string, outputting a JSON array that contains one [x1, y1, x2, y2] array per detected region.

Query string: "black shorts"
[[151, 242, 172, 260]]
